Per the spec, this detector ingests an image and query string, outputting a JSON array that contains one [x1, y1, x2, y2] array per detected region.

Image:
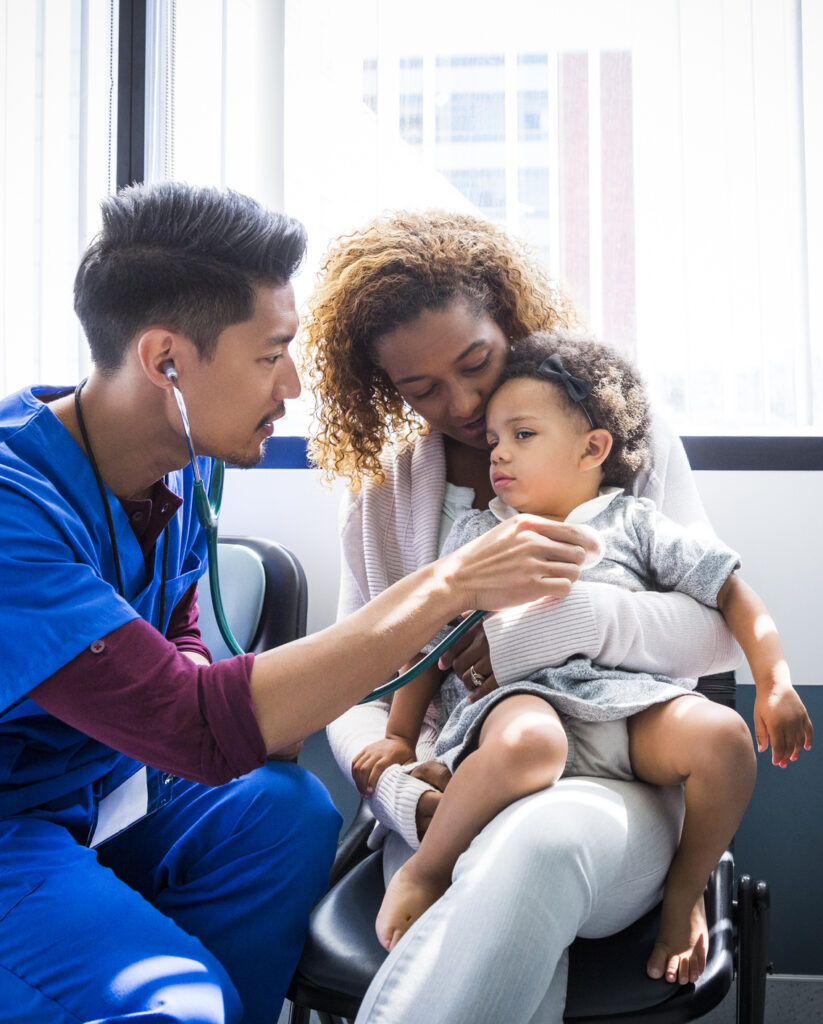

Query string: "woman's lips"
[[459, 416, 487, 438]]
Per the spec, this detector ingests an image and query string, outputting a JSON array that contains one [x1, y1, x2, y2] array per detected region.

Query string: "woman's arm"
[[483, 584, 741, 684], [717, 573, 813, 766], [327, 701, 440, 848]]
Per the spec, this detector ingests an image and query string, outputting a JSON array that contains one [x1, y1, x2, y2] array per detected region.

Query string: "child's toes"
[[646, 942, 671, 980], [669, 954, 685, 984]]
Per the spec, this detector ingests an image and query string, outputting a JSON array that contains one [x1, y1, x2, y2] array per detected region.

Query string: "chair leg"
[[287, 999, 312, 1024], [736, 875, 770, 1024]]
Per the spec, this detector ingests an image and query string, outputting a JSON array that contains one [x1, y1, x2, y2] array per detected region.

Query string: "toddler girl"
[[356, 330, 813, 985]]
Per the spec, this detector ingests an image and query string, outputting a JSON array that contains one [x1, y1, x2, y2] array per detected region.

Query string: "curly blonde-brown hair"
[[301, 210, 580, 487]]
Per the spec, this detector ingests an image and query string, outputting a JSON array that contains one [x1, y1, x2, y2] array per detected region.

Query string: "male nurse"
[[0, 182, 592, 1024]]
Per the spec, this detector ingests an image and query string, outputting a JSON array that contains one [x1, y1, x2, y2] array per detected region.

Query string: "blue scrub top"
[[0, 387, 212, 821]]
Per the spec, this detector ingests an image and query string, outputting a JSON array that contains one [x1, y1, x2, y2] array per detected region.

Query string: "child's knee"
[[487, 710, 567, 782], [697, 707, 756, 778]]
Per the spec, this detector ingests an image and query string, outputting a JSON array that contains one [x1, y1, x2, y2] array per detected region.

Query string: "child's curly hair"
[[300, 210, 580, 488], [496, 330, 651, 489]]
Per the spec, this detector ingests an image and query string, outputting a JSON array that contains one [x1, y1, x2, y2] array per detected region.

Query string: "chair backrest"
[[197, 535, 308, 659]]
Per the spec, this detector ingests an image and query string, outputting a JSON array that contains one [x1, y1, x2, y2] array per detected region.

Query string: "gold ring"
[[469, 666, 486, 689]]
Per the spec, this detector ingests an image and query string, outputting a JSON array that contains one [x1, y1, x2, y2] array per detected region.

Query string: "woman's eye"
[[465, 356, 491, 375], [409, 385, 436, 401]]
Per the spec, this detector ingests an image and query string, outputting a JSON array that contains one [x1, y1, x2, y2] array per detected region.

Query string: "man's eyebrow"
[[263, 334, 294, 348], [394, 340, 487, 386]]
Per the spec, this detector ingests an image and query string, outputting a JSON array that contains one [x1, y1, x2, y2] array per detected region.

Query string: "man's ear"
[[580, 428, 613, 471], [136, 329, 184, 389]]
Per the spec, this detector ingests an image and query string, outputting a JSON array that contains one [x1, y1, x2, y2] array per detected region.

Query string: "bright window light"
[[2, 0, 819, 440]]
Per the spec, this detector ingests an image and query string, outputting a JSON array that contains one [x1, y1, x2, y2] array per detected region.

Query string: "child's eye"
[[515, 429, 535, 440]]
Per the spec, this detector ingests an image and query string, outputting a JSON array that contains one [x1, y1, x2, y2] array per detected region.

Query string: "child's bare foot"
[[375, 856, 448, 952], [647, 892, 708, 985]]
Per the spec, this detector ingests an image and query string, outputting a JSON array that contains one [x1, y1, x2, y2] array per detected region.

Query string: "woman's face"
[[375, 299, 509, 449]]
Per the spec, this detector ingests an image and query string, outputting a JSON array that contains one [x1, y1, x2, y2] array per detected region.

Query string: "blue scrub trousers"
[[0, 763, 341, 1024]]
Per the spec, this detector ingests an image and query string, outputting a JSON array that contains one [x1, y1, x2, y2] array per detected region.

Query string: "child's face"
[[485, 377, 598, 519]]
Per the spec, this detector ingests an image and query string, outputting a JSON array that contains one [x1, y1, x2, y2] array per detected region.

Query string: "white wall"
[[218, 464, 822, 689]]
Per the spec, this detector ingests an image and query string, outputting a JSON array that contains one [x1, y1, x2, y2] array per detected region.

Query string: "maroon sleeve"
[[165, 582, 212, 662], [29, 620, 267, 787]]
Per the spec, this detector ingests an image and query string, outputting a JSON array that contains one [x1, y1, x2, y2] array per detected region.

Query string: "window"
[[0, 0, 115, 396], [3, 0, 820, 441]]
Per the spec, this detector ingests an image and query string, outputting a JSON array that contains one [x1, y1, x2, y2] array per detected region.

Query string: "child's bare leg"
[[375, 695, 567, 951], [629, 695, 756, 984]]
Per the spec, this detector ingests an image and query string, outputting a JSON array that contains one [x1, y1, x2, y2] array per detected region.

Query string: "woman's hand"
[[445, 515, 598, 612], [409, 761, 452, 839], [437, 619, 499, 703], [352, 737, 416, 796]]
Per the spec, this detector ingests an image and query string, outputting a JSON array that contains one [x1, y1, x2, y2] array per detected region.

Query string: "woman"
[[302, 210, 741, 1022]]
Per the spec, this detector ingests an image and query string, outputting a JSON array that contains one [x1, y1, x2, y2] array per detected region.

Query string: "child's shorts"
[[562, 717, 634, 781]]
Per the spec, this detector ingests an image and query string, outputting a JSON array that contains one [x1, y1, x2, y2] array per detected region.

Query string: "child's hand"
[[753, 682, 813, 767], [352, 737, 416, 797]]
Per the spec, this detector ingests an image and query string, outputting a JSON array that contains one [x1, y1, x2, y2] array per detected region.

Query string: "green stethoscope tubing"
[[205, 462, 487, 702], [178, 382, 486, 700], [197, 458, 247, 658], [358, 608, 487, 703]]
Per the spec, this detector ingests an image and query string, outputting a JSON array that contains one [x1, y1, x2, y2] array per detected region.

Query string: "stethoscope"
[[164, 363, 486, 702]]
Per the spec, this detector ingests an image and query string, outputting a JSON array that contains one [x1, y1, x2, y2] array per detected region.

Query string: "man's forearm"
[[250, 559, 458, 752]]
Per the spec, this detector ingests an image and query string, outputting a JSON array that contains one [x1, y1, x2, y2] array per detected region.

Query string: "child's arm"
[[717, 573, 813, 766], [351, 661, 444, 797]]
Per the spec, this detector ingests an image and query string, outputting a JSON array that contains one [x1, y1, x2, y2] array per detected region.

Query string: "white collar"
[[489, 485, 623, 524]]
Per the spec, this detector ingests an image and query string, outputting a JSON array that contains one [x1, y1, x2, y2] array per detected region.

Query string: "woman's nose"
[[448, 382, 482, 420]]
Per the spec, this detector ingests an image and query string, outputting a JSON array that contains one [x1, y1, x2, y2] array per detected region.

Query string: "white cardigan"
[[329, 414, 741, 849]]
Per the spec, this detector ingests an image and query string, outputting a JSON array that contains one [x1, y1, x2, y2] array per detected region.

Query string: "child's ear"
[[580, 429, 612, 471]]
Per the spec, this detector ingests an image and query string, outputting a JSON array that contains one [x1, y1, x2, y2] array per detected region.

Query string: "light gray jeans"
[[355, 776, 684, 1024]]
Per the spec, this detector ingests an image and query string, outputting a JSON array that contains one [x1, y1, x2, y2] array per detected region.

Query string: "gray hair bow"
[[537, 354, 597, 428]]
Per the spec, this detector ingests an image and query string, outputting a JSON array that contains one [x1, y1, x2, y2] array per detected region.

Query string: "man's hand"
[[352, 737, 416, 796], [409, 760, 452, 839], [447, 515, 598, 611]]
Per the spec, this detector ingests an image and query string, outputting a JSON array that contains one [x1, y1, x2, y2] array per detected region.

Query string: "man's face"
[[180, 282, 301, 467]]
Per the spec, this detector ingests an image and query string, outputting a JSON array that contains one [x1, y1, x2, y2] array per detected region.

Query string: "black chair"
[[197, 534, 308, 656], [287, 672, 770, 1024]]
